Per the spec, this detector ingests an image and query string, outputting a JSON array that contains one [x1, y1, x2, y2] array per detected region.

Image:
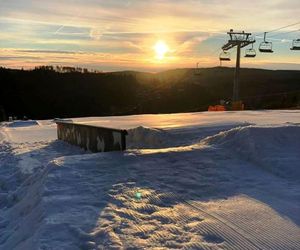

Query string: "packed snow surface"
[[0, 110, 299, 249]]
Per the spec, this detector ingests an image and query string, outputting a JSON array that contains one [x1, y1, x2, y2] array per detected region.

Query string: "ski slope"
[[0, 110, 299, 249]]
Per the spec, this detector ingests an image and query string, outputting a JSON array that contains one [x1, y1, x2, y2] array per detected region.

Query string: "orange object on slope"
[[208, 105, 226, 111]]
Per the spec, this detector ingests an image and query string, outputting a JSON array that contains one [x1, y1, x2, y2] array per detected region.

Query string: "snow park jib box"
[[56, 121, 128, 152]]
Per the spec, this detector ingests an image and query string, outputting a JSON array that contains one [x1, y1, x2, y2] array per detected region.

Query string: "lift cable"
[[266, 21, 300, 34], [255, 21, 300, 37], [268, 28, 300, 38], [255, 36, 292, 43]]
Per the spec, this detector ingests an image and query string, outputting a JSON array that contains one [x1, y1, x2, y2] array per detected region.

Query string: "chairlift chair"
[[290, 39, 300, 50], [259, 32, 273, 53], [245, 43, 256, 58], [219, 51, 231, 61]]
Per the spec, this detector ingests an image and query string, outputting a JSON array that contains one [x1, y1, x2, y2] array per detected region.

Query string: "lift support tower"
[[222, 30, 255, 109]]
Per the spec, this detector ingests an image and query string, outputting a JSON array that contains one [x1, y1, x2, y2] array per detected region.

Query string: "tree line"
[[0, 66, 299, 121]]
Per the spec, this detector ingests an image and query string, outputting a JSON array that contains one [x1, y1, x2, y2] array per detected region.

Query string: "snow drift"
[[126, 123, 252, 149], [203, 125, 300, 181], [126, 124, 300, 181]]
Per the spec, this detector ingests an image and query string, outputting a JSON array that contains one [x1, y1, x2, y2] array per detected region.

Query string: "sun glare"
[[154, 40, 169, 60]]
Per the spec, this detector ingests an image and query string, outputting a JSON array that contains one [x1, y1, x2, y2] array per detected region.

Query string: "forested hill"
[[0, 66, 300, 120]]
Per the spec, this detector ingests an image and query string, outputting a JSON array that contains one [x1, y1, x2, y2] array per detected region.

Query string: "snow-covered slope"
[[0, 110, 299, 249]]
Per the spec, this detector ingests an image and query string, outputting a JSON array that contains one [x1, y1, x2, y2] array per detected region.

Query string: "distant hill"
[[0, 66, 299, 120]]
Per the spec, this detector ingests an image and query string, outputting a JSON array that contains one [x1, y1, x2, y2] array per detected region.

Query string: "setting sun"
[[154, 40, 169, 60]]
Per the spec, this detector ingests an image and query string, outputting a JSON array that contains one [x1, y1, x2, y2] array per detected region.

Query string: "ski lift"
[[219, 51, 231, 61], [245, 43, 256, 58], [290, 38, 300, 50], [194, 62, 202, 75], [259, 32, 273, 53]]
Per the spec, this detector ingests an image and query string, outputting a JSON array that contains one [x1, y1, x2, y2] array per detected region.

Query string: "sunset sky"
[[0, 0, 299, 71]]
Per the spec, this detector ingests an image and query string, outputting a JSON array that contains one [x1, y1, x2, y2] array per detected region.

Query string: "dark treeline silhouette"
[[0, 66, 299, 120], [34, 65, 102, 74]]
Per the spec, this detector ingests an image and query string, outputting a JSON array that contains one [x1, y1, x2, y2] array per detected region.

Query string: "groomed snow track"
[[104, 186, 300, 250]]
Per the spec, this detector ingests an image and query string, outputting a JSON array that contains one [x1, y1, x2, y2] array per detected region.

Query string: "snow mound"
[[126, 124, 251, 149], [127, 126, 175, 149], [203, 125, 300, 180]]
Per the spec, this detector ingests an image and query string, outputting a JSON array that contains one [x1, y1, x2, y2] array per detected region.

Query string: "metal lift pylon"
[[222, 30, 255, 110]]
